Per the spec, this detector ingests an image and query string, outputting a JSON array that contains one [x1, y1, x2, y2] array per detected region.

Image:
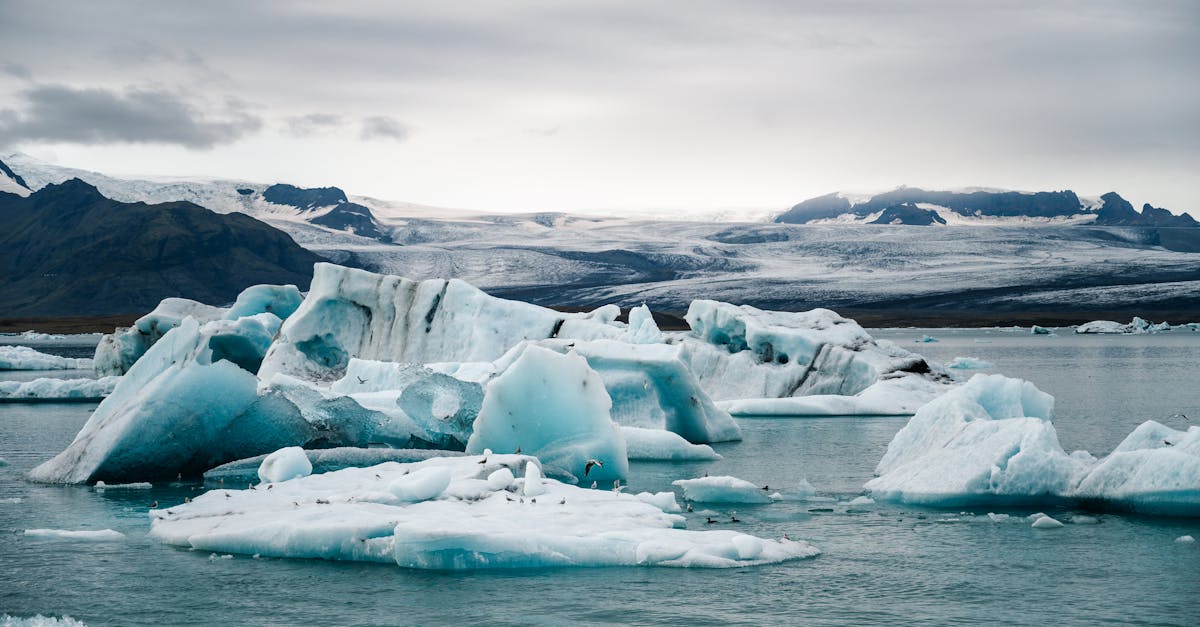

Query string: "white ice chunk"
[[0, 376, 119, 401], [23, 528, 126, 541], [257, 447, 313, 484], [466, 344, 628, 481], [522, 461, 546, 496], [945, 357, 994, 370], [1176, 535, 1195, 543], [620, 426, 721, 461], [0, 346, 91, 370], [1030, 515, 1064, 529], [388, 466, 452, 502], [625, 304, 663, 344], [672, 476, 773, 504], [1031, 325, 1052, 335]]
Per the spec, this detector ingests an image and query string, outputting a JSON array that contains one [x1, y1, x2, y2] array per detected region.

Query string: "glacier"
[[0, 346, 92, 371], [865, 374, 1200, 515], [149, 454, 820, 569]]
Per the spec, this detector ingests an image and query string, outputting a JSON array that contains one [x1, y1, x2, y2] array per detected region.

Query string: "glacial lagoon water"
[[2, 329, 1197, 625]]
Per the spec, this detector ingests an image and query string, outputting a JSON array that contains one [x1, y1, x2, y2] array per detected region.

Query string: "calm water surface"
[[2, 332, 1197, 625]]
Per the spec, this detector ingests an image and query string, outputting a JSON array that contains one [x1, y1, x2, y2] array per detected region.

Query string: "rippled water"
[[2, 332, 1198, 625]]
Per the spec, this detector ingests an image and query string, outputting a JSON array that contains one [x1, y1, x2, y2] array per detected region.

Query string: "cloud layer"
[[0, 0, 1195, 213]]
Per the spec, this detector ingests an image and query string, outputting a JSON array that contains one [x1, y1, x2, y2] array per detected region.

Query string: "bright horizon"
[[1, 1, 1197, 217]]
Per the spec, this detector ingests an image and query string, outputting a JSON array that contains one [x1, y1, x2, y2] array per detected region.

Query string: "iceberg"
[[0, 376, 120, 402], [672, 476, 773, 504], [94, 284, 302, 377], [150, 455, 819, 569], [865, 375, 1088, 505], [532, 339, 741, 443], [866, 375, 1200, 515], [1075, 317, 1170, 335], [29, 314, 289, 483], [1030, 325, 1052, 335], [678, 301, 948, 404], [0, 346, 91, 370], [258, 263, 623, 383], [465, 344, 629, 481]]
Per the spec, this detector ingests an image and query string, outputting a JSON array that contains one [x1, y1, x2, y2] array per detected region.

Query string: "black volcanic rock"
[[1140, 203, 1198, 227], [310, 201, 387, 240], [869, 203, 947, 225], [775, 192, 852, 223], [262, 183, 348, 210], [1094, 192, 1141, 225], [854, 188, 1083, 219], [0, 157, 31, 190], [0, 179, 324, 316]]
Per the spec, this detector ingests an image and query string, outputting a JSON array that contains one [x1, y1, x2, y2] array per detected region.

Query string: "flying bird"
[[584, 459, 604, 477], [357, 376, 367, 384]]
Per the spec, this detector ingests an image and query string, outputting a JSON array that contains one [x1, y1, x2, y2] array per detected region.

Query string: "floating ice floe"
[[1030, 325, 1052, 335], [945, 357, 995, 370], [717, 375, 945, 417], [1176, 535, 1195, 543], [23, 528, 126, 541], [150, 455, 819, 569], [672, 476, 773, 504], [0, 376, 120, 402], [93, 284, 303, 376], [625, 304, 664, 344], [1075, 317, 1170, 335], [1030, 514, 1064, 529], [915, 335, 939, 343], [0, 346, 91, 371], [865, 374, 1200, 515]]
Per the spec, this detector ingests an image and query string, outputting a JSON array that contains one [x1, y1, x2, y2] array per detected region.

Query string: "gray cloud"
[[360, 116, 408, 141], [0, 84, 261, 148], [2, 63, 32, 80], [285, 113, 343, 137]]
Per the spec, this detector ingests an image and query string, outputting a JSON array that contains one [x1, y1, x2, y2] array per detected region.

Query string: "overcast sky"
[[1, 1, 1196, 215]]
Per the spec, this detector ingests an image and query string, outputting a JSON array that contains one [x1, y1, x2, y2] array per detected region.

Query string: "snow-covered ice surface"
[[716, 376, 946, 417], [866, 374, 1200, 515], [0, 377, 119, 402], [204, 448, 468, 484], [1075, 317, 1170, 335], [0, 346, 92, 371], [150, 455, 819, 569]]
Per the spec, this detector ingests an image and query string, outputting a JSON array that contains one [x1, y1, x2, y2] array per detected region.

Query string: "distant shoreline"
[[4, 308, 1196, 336]]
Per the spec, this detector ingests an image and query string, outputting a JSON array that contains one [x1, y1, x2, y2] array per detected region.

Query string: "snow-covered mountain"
[[3, 154, 1199, 322], [776, 187, 1198, 227]]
